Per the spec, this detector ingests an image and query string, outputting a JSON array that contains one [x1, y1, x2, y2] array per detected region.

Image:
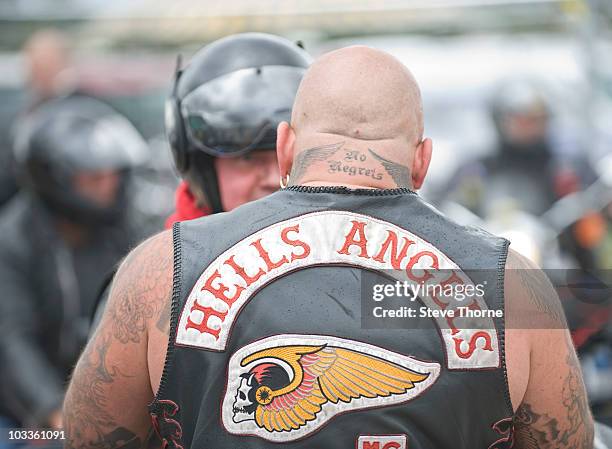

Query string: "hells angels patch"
[[221, 334, 440, 442], [176, 211, 500, 370]]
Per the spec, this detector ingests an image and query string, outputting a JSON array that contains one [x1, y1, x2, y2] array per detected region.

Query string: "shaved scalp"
[[293, 46, 423, 144], [285, 46, 428, 189]]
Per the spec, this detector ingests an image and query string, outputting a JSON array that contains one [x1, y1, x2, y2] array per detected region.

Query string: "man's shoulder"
[[110, 230, 174, 302], [106, 230, 174, 341], [119, 230, 173, 273], [415, 194, 509, 262], [504, 249, 567, 328]]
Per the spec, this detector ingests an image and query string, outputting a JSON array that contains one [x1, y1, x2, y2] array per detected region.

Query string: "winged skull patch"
[[222, 334, 441, 442]]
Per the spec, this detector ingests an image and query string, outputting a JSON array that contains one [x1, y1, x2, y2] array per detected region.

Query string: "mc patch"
[[221, 334, 440, 442], [357, 434, 408, 449]]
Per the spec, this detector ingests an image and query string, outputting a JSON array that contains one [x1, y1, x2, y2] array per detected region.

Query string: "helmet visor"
[[180, 65, 305, 157]]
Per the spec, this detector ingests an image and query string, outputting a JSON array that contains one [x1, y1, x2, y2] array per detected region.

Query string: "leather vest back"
[[150, 186, 513, 449]]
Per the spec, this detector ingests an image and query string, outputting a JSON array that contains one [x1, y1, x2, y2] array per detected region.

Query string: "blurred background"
[[0, 0, 610, 434]]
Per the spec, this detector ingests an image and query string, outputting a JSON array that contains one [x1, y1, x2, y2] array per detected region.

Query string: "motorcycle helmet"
[[13, 96, 147, 225], [490, 78, 550, 154], [165, 32, 311, 213]]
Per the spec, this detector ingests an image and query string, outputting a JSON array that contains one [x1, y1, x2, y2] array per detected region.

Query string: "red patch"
[[357, 434, 407, 449]]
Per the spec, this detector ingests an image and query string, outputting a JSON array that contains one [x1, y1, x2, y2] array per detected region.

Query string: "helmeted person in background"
[[90, 33, 311, 332], [446, 78, 601, 271], [0, 96, 146, 429], [448, 78, 594, 217], [164, 32, 311, 226], [64, 46, 594, 449]]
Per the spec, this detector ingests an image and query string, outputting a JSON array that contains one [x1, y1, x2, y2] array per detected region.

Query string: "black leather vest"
[[150, 186, 513, 449]]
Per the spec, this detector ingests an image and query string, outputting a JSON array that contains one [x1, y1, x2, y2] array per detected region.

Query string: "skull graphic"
[[231, 362, 292, 424], [232, 374, 257, 423]]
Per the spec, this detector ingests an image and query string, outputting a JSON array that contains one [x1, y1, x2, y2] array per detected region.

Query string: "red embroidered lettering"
[[453, 332, 494, 359], [185, 301, 227, 339], [406, 251, 438, 282], [250, 238, 289, 271], [280, 225, 311, 261], [201, 269, 244, 308], [372, 231, 414, 269], [358, 435, 407, 449], [224, 255, 265, 287], [363, 443, 380, 449], [337, 220, 370, 258]]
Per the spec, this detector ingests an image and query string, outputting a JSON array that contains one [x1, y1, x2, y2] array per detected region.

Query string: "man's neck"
[[288, 139, 414, 190]]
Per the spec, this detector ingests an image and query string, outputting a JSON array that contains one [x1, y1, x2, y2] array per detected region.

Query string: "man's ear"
[[411, 138, 432, 190], [276, 121, 296, 180]]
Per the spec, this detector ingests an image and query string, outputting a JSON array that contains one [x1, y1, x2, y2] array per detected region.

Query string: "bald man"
[[23, 29, 75, 107], [63, 47, 594, 449]]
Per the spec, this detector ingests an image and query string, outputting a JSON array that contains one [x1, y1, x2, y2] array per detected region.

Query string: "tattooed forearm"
[[289, 142, 344, 184], [513, 352, 593, 448], [560, 352, 594, 448], [368, 148, 411, 187], [514, 403, 561, 447], [64, 335, 141, 449], [64, 335, 118, 443], [66, 427, 143, 449]]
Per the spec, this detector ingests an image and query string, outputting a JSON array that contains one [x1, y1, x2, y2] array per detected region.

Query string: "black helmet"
[[165, 32, 311, 213], [13, 96, 147, 225]]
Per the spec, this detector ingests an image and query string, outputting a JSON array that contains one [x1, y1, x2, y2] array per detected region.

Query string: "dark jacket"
[[0, 192, 137, 426]]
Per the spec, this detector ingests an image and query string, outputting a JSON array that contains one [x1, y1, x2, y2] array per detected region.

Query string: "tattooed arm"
[[63, 231, 173, 449], [505, 250, 594, 449]]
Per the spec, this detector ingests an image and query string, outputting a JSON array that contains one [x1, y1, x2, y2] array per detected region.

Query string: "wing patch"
[[222, 334, 440, 442]]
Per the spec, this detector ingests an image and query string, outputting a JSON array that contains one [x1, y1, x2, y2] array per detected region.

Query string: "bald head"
[[292, 46, 423, 145], [24, 29, 72, 98], [277, 46, 432, 191]]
